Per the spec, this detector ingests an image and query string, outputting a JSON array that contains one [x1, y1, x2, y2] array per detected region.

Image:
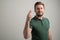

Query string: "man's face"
[[35, 4, 44, 17]]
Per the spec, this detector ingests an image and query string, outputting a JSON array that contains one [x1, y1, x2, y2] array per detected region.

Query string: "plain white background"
[[0, 0, 60, 40]]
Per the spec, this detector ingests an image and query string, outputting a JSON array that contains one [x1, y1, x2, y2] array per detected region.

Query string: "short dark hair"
[[34, 1, 45, 9]]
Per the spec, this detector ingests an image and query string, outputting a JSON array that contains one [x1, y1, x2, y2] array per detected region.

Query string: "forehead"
[[36, 5, 44, 8]]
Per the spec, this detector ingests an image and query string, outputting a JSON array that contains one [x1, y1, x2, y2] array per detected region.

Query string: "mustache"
[[36, 14, 42, 17], [36, 13, 43, 17]]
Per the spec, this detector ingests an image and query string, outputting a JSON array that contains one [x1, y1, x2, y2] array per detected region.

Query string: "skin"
[[23, 4, 52, 40]]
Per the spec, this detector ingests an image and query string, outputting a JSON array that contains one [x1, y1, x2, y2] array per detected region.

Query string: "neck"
[[36, 16, 43, 20]]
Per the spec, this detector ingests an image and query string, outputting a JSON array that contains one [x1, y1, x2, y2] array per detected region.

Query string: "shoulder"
[[30, 16, 35, 21], [30, 16, 36, 24], [43, 17, 49, 21], [43, 17, 50, 23]]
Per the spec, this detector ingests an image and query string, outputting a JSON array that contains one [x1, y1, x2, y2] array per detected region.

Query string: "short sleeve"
[[30, 20, 33, 29], [47, 18, 50, 29], [45, 17, 50, 29]]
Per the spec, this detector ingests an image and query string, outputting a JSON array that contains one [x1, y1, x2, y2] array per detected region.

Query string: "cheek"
[[43, 10, 44, 13], [35, 10, 38, 13], [41, 9, 44, 12]]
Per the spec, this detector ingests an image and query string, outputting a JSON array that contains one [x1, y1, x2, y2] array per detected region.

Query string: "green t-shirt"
[[30, 16, 50, 40]]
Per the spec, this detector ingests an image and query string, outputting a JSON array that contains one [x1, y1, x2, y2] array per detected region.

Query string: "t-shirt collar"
[[34, 16, 44, 21]]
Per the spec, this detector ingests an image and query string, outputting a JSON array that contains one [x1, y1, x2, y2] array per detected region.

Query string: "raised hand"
[[26, 10, 32, 21]]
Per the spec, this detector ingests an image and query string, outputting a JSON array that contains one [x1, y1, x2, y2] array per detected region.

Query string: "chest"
[[32, 20, 49, 32]]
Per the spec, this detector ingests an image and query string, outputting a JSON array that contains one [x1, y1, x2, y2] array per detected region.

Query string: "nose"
[[38, 9, 41, 12]]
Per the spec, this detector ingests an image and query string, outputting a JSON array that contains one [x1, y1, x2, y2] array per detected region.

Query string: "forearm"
[[48, 29, 52, 40], [23, 10, 32, 39], [48, 35, 52, 40], [23, 21, 31, 39]]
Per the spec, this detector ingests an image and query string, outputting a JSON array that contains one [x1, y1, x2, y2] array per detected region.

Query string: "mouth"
[[38, 13, 43, 15], [36, 13, 43, 17]]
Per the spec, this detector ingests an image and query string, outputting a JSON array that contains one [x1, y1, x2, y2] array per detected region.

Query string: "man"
[[23, 1, 52, 40]]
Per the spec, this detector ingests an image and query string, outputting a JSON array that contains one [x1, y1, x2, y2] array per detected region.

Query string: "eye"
[[41, 8, 43, 9], [37, 8, 40, 10]]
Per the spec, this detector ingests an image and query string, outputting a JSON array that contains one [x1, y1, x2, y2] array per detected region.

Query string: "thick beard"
[[36, 13, 43, 17]]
